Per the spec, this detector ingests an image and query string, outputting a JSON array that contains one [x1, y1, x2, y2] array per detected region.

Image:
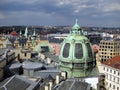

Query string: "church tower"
[[59, 20, 98, 78], [24, 27, 28, 38]]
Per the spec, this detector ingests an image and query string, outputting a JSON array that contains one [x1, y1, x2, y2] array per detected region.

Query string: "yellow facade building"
[[98, 39, 120, 62]]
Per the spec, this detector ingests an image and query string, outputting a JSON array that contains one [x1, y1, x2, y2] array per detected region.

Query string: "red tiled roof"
[[102, 55, 120, 69], [10, 31, 18, 36]]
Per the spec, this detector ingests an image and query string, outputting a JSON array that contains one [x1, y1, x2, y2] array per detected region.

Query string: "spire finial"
[[76, 19, 78, 25]]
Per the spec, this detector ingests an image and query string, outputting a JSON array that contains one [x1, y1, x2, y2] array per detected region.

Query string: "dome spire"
[[71, 19, 83, 35], [75, 19, 78, 25]]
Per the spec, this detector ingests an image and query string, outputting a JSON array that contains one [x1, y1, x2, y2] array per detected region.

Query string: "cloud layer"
[[0, 0, 120, 27]]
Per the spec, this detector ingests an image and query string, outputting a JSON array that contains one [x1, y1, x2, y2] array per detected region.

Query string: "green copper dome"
[[59, 20, 98, 78]]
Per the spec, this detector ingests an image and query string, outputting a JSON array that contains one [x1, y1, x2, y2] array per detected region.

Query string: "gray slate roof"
[[22, 61, 43, 70], [56, 79, 91, 90], [0, 75, 39, 90], [34, 70, 60, 79], [3, 39, 12, 45], [43, 52, 58, 62]]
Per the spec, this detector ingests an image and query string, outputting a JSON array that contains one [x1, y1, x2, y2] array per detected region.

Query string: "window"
[[110, 83, 111, 87], [75, 43, 83, 59], [86, 43, 93, 58], [117, 78, 119, 83], [114, 71, 116, 74], [113, 85, 115, 89], [118, 72, 120, 76], [103, 67, 105, 71], [113, 77, 115, 82], [24, 53, 27, 57], [117, 87, 119, 90], [63, 43, 70, 58], [107, 68, 108, 72], [110, 70, 112, 73]]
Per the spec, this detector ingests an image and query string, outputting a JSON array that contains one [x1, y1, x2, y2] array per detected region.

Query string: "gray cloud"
[[0, 0, 120, 27]]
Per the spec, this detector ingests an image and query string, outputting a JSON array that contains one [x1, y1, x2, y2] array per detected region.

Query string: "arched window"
[[75, 43, 83, 59], [63, 43, 70, 58]]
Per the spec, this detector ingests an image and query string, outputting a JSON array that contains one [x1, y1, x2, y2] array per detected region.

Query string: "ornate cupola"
[[59, 19, 98, 78]]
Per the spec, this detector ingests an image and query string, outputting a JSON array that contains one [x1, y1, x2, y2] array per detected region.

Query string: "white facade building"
[[102, 56, 120, 90]]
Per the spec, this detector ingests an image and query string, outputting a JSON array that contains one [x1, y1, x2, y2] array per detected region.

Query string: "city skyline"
[[0, 0, 120, 27]]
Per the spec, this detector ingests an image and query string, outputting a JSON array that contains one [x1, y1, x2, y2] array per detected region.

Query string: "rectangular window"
[[24, 53, 27, 57], [113, 85, 115, 89], [110, 70, 112, 73], [110, 83, 111, 87], [114, 71, 116, 74], [103, 67, 105, 71], [107, 68, 108, 72], [117, 87, 119, 90]]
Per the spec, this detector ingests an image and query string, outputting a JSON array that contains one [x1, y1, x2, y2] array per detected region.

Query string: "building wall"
[[102, 65, 120, 90], [0, 58, 6, 80], [98, 40, 120, 62], [20, 52, 31, 59]]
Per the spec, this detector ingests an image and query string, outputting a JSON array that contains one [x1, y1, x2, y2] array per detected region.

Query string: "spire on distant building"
[[33, 28, 36, 36], [19, 30, 22, 35], [24, 27, 28, 38]]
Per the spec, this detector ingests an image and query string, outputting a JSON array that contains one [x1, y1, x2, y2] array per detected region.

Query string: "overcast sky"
[[0, 0, 120, 27]]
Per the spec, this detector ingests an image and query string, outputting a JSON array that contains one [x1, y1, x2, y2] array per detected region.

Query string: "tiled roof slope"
[[102, 55, 120, 69]]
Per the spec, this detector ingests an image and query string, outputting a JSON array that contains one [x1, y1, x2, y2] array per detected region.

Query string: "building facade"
[[102, 56, 120, 90], [98, 39, 120, 62]]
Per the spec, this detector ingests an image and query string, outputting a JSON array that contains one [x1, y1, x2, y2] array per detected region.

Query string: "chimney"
[[49, 80, 53, 90], [45, 84, 49, 90], [41, 54, 45, 59], [61, 71, 67, 80], [47, 58, 51, 64], [56, 74, 60, 84]]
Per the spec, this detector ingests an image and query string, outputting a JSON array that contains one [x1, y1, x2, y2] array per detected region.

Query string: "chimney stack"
[[56, 74, 60, 84]]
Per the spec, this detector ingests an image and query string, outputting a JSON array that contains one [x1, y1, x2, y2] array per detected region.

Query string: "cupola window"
[[63, 43, 70, 58], [86, 43, 93, 58], [75, 43, 83, 59]]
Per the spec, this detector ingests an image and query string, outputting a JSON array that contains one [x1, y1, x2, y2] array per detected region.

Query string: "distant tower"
[[19, 30, 22, 35], [24, 27, 28, 38], [19, 30, 22, 37], [59, 19, 98, 78], [32, 28, 36, 37]]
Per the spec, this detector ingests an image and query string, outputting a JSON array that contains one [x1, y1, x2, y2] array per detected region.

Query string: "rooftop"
[[56, 78, 91, 90], [102, 55, 120, 69], [0, 75, 39, 90]]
